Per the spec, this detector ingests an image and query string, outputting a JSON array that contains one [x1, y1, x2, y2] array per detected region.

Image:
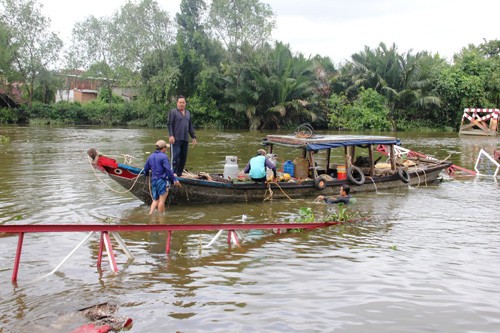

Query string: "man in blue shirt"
[[167, 96, 197, 176], [143, 140, 180, 215], [243, 149, 277, 182]]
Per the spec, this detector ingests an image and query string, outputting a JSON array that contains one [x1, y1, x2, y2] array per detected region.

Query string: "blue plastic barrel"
[[283, 160, 294, 177]]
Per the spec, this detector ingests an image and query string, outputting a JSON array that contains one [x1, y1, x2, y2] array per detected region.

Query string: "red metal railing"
[[1, 222, 340, 283]]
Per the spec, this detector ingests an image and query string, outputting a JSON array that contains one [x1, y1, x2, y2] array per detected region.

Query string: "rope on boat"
[[365, 176, 381, 194], [264, 182, 274, 201], [87, 155, 145, 194], [264, 181, 293, 201], [148, 172, 153, 202], [145, 174, 174, 205], [294, 123, 314, 138], [411, 167, 428, 187], [121, 154, 137, 165]]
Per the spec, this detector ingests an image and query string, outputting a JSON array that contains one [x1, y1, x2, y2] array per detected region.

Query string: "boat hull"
[[91, 132, 453, 206], [102, 163, 448, 206]]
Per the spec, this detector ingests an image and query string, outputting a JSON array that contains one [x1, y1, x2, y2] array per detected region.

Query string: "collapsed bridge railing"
[[375, 145, 476, 177], [1, 222, 340, 283], [459, 108, 499, 136]]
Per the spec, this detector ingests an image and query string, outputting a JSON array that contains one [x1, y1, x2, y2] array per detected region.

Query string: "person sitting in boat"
[[143, 140, 180, 215], [316, 185, 351, 204], [243, 149, 277, 182]]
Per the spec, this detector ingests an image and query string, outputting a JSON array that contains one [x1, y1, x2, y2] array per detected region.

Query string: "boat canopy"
[[264, 134, 401, 151]]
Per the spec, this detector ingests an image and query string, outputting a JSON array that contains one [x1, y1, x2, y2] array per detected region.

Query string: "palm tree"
[[250, 43, 318, 129], [347, 43, 441, 129]]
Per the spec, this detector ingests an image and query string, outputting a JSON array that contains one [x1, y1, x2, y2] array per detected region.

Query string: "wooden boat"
[[88, 133, 452, 205]]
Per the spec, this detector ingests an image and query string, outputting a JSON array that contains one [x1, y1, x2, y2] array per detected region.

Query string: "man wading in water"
[[316, 185, 351, 204], [143, 140, 180, 214]]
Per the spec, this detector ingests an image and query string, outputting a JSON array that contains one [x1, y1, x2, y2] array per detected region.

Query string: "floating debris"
[[72, 303, 133, 332]]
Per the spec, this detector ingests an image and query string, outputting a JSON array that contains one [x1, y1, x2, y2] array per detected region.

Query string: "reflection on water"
[[0, 126, 499, 332]]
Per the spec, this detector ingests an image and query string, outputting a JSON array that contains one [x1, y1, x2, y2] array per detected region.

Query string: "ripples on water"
[[1, 127, 499, 332]]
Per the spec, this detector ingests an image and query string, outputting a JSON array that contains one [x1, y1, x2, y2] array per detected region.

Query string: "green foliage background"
[[0, 0, 498, 131]]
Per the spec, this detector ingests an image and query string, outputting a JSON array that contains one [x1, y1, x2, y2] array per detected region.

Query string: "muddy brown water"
[[0, 126, 499, 332]]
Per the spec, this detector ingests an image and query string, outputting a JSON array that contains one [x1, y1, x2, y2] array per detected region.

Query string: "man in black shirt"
[[316, 185, 351, 204], [167, 96, 197, 176]]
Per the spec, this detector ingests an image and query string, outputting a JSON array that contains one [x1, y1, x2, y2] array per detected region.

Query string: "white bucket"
[[223, 156, 239, 180]]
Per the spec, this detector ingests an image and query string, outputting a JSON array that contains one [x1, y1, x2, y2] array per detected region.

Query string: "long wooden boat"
[[88, 133, 452, 205]]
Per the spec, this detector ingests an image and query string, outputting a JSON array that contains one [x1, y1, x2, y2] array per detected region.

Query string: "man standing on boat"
[[316, 185, 351, 204], [143, 140, 180, 215], [243, 149, 277, 182], [167, 95, 197, 176]]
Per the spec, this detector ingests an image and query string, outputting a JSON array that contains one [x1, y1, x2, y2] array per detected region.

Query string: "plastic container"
[[266, 154, 278, 166], [283, 160, 295, 177], [337, 165, 347, 180], [293, 157, 309, 179], [266, 168, 274, 181], [266, 153, 278, 180], [223, 156, 239, 180]]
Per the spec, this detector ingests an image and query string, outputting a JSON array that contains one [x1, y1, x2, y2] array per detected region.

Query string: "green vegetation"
[[0, 134, 9, 143], [287, 205, 358, 233], [287, 207, 315, 233], [295, 207, 316, 223], [0, 0, 498, 130], [324, 203, 359, 223]]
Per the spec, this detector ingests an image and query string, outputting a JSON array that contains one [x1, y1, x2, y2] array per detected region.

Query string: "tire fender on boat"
[[314, 176, 327, 190], [347, 166, 365, 186], [398, 167, 410, 183]]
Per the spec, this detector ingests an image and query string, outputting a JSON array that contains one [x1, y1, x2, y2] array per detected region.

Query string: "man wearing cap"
[[143, 140, 180, 214], [243, 149, 277, 182], [167, 95, 197, 176]]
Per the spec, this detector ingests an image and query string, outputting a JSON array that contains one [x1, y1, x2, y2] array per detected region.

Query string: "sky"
[[41, 0, 499, 63]]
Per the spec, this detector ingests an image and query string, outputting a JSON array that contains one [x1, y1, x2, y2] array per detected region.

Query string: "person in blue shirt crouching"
[[243, 149, 277, 182]]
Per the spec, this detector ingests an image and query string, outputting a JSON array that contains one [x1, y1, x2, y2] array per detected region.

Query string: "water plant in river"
[[0, 135, 10, 144], [286, 207, 315, 233], [288, 205, 359, 233], [324, 203, 357, 223], [290, 205, 360, 225], [295, 207, 316, 222]]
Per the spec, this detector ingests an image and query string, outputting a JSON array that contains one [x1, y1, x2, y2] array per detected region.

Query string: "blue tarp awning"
[[265, 134, 401, 151], [306, 138, 400, 151]]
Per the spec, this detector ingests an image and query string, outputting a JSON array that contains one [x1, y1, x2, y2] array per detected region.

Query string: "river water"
[[0, 126, 499, 332]]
